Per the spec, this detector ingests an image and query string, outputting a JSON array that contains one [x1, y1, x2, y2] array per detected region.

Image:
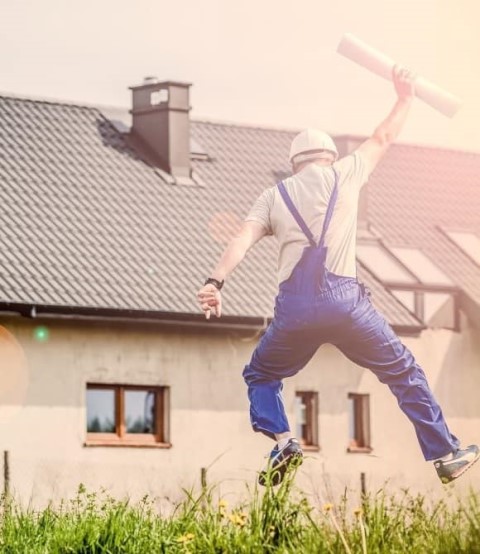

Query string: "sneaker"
[[258, 438, 303, 487], [434, 445, 480, 484]]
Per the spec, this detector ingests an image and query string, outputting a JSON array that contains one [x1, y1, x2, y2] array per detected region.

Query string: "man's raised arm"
[[356, 66, 416, 175]]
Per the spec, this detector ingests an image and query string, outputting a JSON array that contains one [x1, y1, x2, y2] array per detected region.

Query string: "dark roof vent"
[[142, 76, 159, 85]]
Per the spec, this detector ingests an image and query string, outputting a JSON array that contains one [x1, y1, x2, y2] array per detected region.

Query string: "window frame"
[[356, 243, 418, 286], [357, 240, 460, 331], [389, 246, 454, 287], [85, 383, 171, 448], [295, 391, 319, 451], [442, 228, 480, 267], [347, 393, 372, 454], [390, 285, 460, 331]]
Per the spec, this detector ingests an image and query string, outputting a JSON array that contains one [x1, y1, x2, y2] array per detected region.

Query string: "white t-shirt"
[[245, 152, 369, 284]]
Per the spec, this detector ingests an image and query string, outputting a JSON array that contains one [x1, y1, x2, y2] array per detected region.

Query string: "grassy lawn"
[[1, 474, 479, 553]]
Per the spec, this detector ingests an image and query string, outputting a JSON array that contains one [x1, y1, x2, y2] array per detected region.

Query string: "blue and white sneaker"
[[434, 445, 480, 484], [258, 438, 303, 487]]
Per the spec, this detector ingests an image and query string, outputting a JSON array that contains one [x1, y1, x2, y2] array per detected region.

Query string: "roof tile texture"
[[1, 95, 478, 329]]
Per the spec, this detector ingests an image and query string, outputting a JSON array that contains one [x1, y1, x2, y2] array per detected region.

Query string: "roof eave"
[[0, 302, 270, 332], [0, 302, 425, 336]]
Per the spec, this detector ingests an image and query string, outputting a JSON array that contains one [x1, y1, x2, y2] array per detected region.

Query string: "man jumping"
[[197, 66, 479, 486]]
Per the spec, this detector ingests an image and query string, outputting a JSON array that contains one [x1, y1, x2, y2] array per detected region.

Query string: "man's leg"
[[243, 319, 321, 485], [335, 294, 459, 461], [243, 320, 320, 439]]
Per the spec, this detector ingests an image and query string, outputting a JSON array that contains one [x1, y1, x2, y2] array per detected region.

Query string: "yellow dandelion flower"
[[354, 507, 363, 517], [323, 503, 334, 513], [218, 499, 228, 508], [176, 533, 195, 544], [229, 513, 247, 527]]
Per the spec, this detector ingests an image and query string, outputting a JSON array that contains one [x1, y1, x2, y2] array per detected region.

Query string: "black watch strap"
[[204, 277, 224, 290]]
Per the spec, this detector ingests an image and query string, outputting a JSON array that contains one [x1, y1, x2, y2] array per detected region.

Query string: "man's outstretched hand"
[[197, 284, 222, 319], [393, 65, 416, 101]]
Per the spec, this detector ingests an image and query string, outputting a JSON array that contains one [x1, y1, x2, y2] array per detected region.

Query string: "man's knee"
[[242, 363, 256, 385], [243, 362, 278, 386], [377, 360, 421, 384]]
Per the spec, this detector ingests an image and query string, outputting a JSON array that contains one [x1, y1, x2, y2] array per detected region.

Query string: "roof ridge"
[[1, 92, 479, 156], [192, 121, 480, 156], [394, 140, 480, 157], [192, 117, 303, 135], [0, 91, 102, 112], [0, 93, 301, 135], [324, 133, 480, 157]]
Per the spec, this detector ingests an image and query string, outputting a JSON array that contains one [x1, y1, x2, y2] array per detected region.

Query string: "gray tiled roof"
[[1, 94, 478, 330], [368, 144, 480, 307]]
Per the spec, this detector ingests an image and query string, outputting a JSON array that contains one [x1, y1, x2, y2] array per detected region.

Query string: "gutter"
[[0, 302, 270, 333], [0, 302, 425, 336]]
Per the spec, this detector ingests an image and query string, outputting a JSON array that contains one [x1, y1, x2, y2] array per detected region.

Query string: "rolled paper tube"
[[337, 33, 462, 118]]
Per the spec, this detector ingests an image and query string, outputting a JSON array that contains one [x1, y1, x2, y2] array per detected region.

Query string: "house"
[[0, 79, 479, 506]]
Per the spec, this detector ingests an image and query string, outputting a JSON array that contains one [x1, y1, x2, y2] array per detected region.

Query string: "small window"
[[356, 244, 417, 284], [423, 292, 456, 329], [86, 388, 116, 433], [86, 384, 170, 447], [390, 247, 454, 286], [391, 289, 457, 329], [295, 391, 319, 448], [348, 393, 371, 452], [444, 231, 480, 266], [391, 290, 416, 314]]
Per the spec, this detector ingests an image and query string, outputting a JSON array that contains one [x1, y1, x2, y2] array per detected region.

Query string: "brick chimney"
[[130, 78, 192, 182]]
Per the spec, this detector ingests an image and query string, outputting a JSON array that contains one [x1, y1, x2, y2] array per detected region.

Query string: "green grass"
[[1, 477, 480, 553]]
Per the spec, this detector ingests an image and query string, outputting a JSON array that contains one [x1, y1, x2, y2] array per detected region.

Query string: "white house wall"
[[0, 316, 479, 508]]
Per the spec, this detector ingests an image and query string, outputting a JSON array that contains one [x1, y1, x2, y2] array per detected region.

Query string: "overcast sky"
[[2, 0, 479, 152]]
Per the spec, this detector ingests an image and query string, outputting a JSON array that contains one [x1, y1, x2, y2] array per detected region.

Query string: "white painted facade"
[[0, 314, 479, 507]]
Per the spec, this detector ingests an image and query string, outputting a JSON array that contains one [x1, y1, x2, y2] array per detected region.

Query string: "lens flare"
[[33, 326, 50, 343], [0, 326, 29, 424], [207, 211, 242, 244]]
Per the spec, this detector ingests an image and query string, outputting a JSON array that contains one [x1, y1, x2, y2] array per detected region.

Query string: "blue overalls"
[[243, 170, 459, 461]]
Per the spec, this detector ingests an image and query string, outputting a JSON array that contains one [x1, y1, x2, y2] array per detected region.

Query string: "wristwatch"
[[204, 277, 224, 290]]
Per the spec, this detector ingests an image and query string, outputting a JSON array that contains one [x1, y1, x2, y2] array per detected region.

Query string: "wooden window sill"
[[84, 441, 172, 449], [347, 446, 373, 454]]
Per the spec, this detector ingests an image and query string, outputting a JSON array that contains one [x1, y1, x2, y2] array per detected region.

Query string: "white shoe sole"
[[443, 450, 480, 483]]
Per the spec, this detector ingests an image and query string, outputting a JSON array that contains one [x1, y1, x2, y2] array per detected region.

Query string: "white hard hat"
[[289, 129, 338, 164]]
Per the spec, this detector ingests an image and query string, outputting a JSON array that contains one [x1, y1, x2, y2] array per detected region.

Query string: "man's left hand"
[[197, 284, 222, 319]]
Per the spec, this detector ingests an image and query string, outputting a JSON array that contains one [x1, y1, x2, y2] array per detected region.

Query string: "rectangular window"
[[86, 384, 170, 447], [391, 289, 458, 330], [356, 244, 417, 284], [348, 393, 371, 452], [390, 247, 454, 286], [295, 391, 319, 449], [444, 230, 480, 266]]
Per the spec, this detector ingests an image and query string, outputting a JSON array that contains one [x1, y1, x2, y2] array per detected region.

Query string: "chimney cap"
[[129, 79, 192, 91]]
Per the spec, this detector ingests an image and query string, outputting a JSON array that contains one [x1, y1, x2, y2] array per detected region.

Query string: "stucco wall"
[[0, 315, 479, 507]]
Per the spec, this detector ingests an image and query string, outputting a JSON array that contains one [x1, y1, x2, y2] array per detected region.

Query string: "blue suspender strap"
[[277, 168, 339, 248], [318, 168, 339, 248], [278, 181, 317, 247]]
